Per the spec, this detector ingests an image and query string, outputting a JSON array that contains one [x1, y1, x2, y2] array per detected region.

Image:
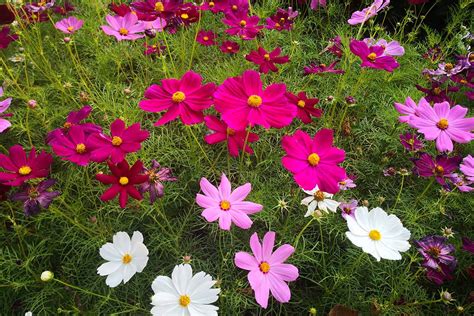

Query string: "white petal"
[[105, 266, 124, 287], [97, 261, 122, 276], [318, 201, 328, 213], [133, 255, 149, 272], [346, 216, 368, 236], [324, 199, 340, 212], [354, 207, 370, 231], [375, 241, 402, 260], [122, 263, 137, 283], [302, 187, 317, 195], [300, 196, 314, 206], [172, 264, 192, 295], [131, 231, 144, 244], [99, 243, 122, 261], [151, 291, 179, 306], [113, 231, 131, 254], [152, 275, 179, 296], [188, 303, 218, 316]]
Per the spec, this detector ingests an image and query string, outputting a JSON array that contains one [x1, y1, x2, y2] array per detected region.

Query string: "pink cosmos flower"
[[348, 0, 390, 25], [265, 8, 298, 31], [303, 61, 344, 75], [204, 115, 259, 157], [415, 81, 459, 104], [213, 70, 295, 130], [196, 173, 263, 230], [0, 86, 12, 133], [350, 40, 399, 72], [412, 153, 461, 187], [234, 231, 299, 308], [245, 47, 290, 74], [50, 125, 93, 166], [222, 11, 263, 40], [0, 145, 53, 186], [363, 38, 405, 56], [281, 129, 346, 193], [409, 101, 474, 152], [219, 40, 239, 54], [101, 13, 145, 41], [88, 119, 150, 163], [460, 155, 474, 182], [285, 91, 321, 124], [54, 16, 83, 34], [394, 96, 427, 123], [311, 0, 327, 10], [130, 0, 182, 19], [196, 30, 217, 46], [139, 71, 216, 126]]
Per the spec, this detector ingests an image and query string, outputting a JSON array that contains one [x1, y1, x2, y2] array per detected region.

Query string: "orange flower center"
[[319, 63, 326, 68], [220, 200, 231, 210], [428, 246, 441, 257], [275, 22, 281, 28], [240, 20, 247, 27], [232, 5, 238, 11], [18, 166, 32, 175], [444, 63, 453, 71], [226, 127, 235, 136], [436, 118, 448, 130], [119, 28, 129, 35], [369, 230, 381, 241], [112, 136, 123, 146], [122, 253, 132, 264], [63, 122, 72, 129], [263, 53, 270, 61], [181, 13, 189, 19], [75, 143, 86, 154], [307, 153, 320, 166], [367, 53, 377, 61], [119, 177, 129, 185], [209, 1, 215, 7], [297, 100, 306, 108], [155, 2, 164, 12], [67, 26, 74, 32], [313, 190, 325, 202], [433, 165, 444, 176], [433, 87, 441, 95], [247, 95, 262, 107], [259, 261, 270, 273], [227, 46, 233, 51], [179, 295, 191, 307], [172, 91, 186, 103], [203, 36, 209, 41]]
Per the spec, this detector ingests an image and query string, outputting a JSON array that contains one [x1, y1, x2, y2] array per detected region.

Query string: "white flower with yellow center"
[[301, 185, 340, 217], [345, 207, 411, 261], [151, 264, 220, 316], [97, 231, 149, 288]]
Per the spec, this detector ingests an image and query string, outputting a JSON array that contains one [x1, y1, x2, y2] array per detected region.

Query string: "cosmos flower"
[[347, 0, 390, 25], [346, 207, 411, 261], [339, 199, 358, 219], [200, 0, 228, 14], [54, 16, 84, 34], [50, 125, 93, 166], [88, 119, 149, 163], [139, 160, 177, 203], [285, 91, 321, 124], [175, 3, 200, 26], [301, 185, 340, 216], [412, 153, 461, 187], [150, 264, 220, 315], [196, 30, 217, 46], [415, 81, 459, 104], [409, 101, 474, 152], [265, 8, 298, 31], [311, 0, 327, 10], [281, 129, 346, 193], [10, 179, 60, 216], [338, 177, 356, 190], [246, 47, 290, 74], [213, 70, 295, 130], [0, 26, 18, 49], [303, 61, 344, 75], [196, 173, 263, 230], [219, 40, 239, 54], [53, 1, 75, 15], [0, 86, 12, 133], [460, 155, 474, 182], [363, 38, 405, 56], [423, 62, 467, 79], [222, 11, 263, 40], [96, 159, 148, 208], [26, 0, 55, 13], [322, 36, 343, 58], [234, 231, 299, 308], [0, 145, 53, 186], [143, 42, 166, 55], [393, 96, 426, 123], [130, 0, 182, 19], [203, 115, 259, 157], [101, 13, 146, 41], [97, 231, 149, 288], [350, 40, 399, 72], [399, 132, 424, 151], [462, 237, 474, 254], [140, 71, 216, 126], [141, 18, 167, 37], [448, 173, 473, 192]]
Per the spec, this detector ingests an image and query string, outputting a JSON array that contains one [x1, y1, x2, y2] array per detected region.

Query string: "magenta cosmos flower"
[[245, 47, 290, 74], [96, 159, 148, 208], [54, 16, 83, 34], [399, 132, 424, 151], [409, 101, 474, 152], [139, 160, 177, 203], [196, 173, 262, 230], [88, 119, 149, 163], [303, 61, 344, 75], [0, 86, 12, 133], [214, 70, 295, 130], [101, 13, 145, 41], [0, 26, 18, 49], [196, 30, 217, 46], [265, 8, 298, 31], [234, 231, 299, 308], [311, 0, 327, 10], [281, 129, 346, 193], [0, 145, 53, 186], [219, 40, 239, 54], [412, 153, 461, 186], [140, 71, 216, 126], [394, 96, 427, 123], [350, 40, 399, 72], [364, 38, 405, 56], [204, 115, 259, 157], [285, 91, 321, 124], [50, 125, 93, 166], [222, 11, 263, 40], [348, 0, 390, 25]]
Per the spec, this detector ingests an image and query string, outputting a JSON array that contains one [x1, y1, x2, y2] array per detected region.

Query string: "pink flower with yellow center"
[[101, 13, 145, 41]]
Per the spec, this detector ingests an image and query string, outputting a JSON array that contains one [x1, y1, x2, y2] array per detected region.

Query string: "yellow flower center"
[[63, 122, 72, 129], [179, 295, 191, 307], [259, 261, 270, 273], [220, 200, 231, 210], [119, 28, 129, 35], [155, 1, 164, 12], [119, 177, 129, 185], [297, 100, 306, 108], [275, 22, 281, 28], [18, 166, 32, 175], [122, 253, 132, 264], [112, 136, 123, 146], [460, 79, 467, 84], [433, 87, 441, 95], [367, 53, 377, 61], [320, 63, 326, 68], [307, 153, 320, 166], [172, 91, 186, 103], [247, 95, 262, 107], [227, 46, 233, 51], [436, 118, 449, 130], [369, 230, 381, 241], [203, 36, 209, 41], [67, 26, 74, 32], [263, 53, 270, 61], [444, 63, 453, 71], [209, 1, 215, 7], [407, 138, 414, 145], [240, 20, 247, 27], [181, 13, 189, 19], [313, 190, 325, 202], [226, 127, 235, 136], [428, 246, 441, 257], [433, 165, 444, 176], [75, 143, 86, 154]]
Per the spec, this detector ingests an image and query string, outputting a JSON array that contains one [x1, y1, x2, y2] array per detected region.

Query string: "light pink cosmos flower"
[[54, 16, 84, 34], [460, 155, 474, 182], [234, 231, 299, 309], [101, 13, 145, 41], [348, 0, 390, 25], [394, 96, 427, 123], [409, 101, 474, 152], [0, 86, 12, 133], [364, 38, 405, 56], [196, 173, 262, 230]]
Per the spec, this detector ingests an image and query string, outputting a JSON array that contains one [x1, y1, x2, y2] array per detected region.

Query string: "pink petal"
[[269, 244, 295, 264], [229, 210, 253, 229], [262, 231, 276, 260], [229, 183, 251, 202], [196, 193, 218, 208], [234, 251, 258, 270], [201, 207, 221, 222], [231, 201, 263, 214], [270, 263, 299, 282], [200, 177, 220, 200], [218, 173, 232, 200], [250, 232, 263, 262], [218, 212, 232, 230], [268, 274, 291, 303]]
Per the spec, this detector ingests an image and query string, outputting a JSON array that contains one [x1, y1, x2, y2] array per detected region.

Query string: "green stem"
[[186, 125, 214, 169], [415, 178, 435, 205], [294, 217, 315, 249], [393, 175, 405, 209]]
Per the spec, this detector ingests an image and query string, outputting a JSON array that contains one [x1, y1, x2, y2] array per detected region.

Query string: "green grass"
[[1, 0, 473, 315]]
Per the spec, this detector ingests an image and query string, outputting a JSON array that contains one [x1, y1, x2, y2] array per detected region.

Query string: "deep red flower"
[[350, 40, 399, 72], [285, 91, 321, 124], [265, 8, 297, 31], [0, 26, 18, 49], [220, 40, 239, 54], [246, 47, 290, 74], [130, 0, 182, 20], [50, 125, 93, 166], [53, 2, 75, 15], [176, 3, 200, 26], [0, 145, 53, 186], [222, 11, 262, 40], [303, 61, 344, 75], [96, 160, 148, 208], [0, 4, 15, 25], [196, 30, 217, 46]]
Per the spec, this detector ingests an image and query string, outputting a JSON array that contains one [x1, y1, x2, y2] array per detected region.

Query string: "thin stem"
[[186, 125, 214, 169], [239, 125, 252, 167], [294, 217, 315, 249], [187, 10, 202, 70], [393, 175, 405, 209], [415, 178, 435, 205]]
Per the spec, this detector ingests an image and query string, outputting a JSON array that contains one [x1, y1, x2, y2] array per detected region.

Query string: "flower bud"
[[41, 270, 54, 282]]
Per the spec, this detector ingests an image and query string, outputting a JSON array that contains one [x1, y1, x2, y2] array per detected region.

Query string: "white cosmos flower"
[[345, 207, 411, 261], [97, 231, 149, 288], [301, 186, 340, 217], [151, 264, 220, 316]]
